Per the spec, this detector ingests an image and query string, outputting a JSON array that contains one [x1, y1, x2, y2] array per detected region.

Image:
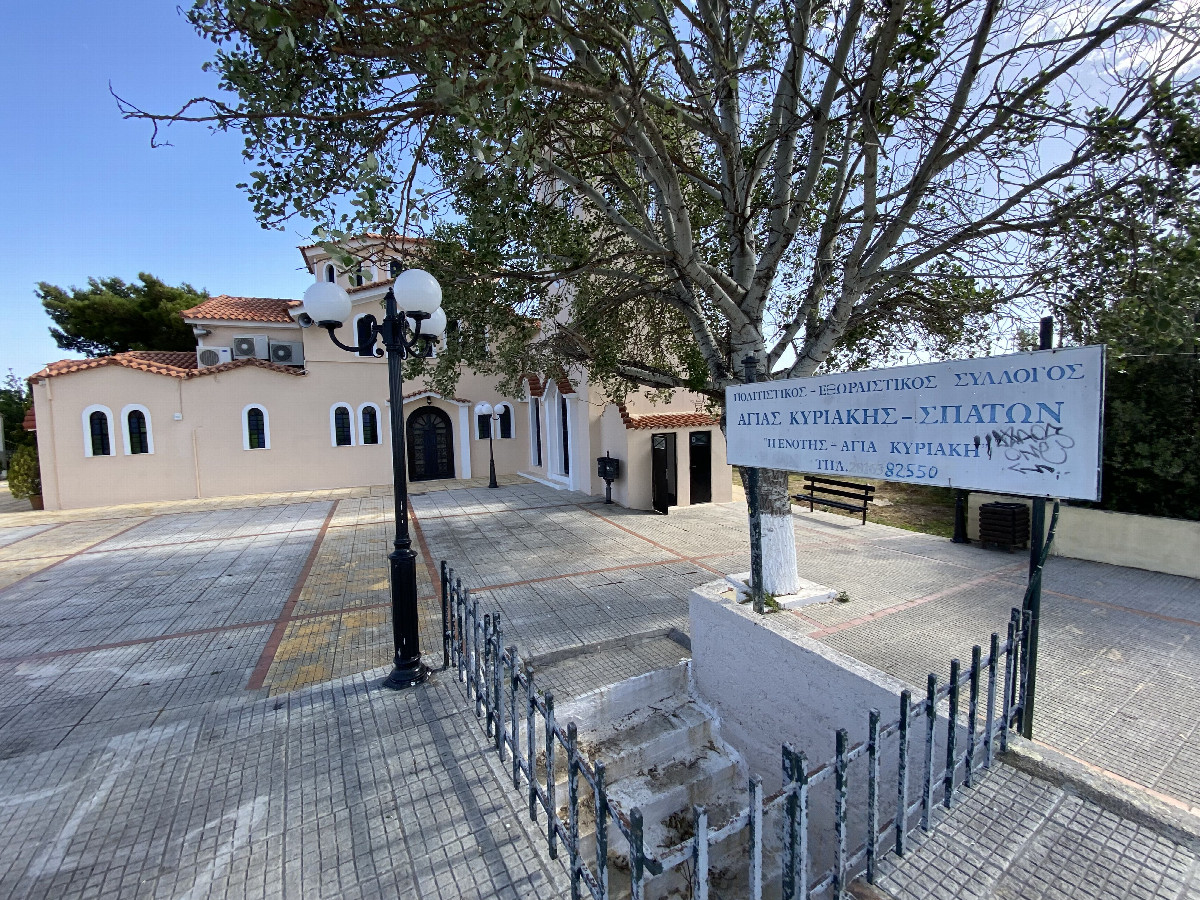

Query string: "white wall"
[[968, 493, 1200, 579], [689, 579, 965, 879]]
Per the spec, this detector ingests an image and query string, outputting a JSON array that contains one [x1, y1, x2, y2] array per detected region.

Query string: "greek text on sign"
[[724, 346, 1105, 500]]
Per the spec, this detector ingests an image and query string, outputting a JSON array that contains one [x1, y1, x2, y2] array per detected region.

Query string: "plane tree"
[[130, 0, 1199, 592]]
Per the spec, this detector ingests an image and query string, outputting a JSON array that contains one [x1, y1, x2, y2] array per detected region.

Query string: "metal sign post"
[[1021, 316, 1055, 738], [743, 355, 766, 614]]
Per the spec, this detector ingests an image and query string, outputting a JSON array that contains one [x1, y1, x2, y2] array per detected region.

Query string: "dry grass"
[[785, 474, 959, 538]]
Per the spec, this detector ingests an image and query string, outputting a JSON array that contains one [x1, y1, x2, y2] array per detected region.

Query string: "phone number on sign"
[[885, 463, 938, 480]]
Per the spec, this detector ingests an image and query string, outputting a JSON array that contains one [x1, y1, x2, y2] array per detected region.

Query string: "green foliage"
[[1046, 84, 1200, 520], [7, 444, 40, 500], [37, 274, 206, 358], [0, 371, 33, 459], [145, 0, 1193, 403]]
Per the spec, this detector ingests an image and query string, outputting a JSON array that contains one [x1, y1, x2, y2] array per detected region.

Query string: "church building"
[[27, 238, 732, 512]]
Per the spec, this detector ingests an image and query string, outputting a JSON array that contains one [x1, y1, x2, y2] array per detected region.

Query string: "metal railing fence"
[[439, 560, 1032, 899]]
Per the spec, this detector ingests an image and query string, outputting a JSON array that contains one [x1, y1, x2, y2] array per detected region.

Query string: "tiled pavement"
[[0, 478, 1198, 896], [0, 667, 562, 900], [873, 767, 1200, 900]]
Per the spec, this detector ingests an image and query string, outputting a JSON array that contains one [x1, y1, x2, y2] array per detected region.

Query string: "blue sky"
[[0, 1, 317, 384]]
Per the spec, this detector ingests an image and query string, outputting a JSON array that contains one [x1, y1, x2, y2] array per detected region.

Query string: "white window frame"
[[324, 264, 336, 283], [330, 403, 356, 447], [120, 404, 155, 455], [82, 404, 115, 458], [495, 402, 514, 439], [543, 385, 571, 481], [242, 404, 271, 450], [474, 402, 493, 440], [358, 402, 383, 445]]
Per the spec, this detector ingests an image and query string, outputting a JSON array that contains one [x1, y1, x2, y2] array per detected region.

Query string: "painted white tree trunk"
[[761, 508, 800, 595], [745, 468, 800, 596]]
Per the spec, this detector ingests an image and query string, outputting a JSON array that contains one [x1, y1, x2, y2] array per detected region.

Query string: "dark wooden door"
[[407, 408, 455, 481], [651, 432, 677, 514], [689, 431, 712, 504]]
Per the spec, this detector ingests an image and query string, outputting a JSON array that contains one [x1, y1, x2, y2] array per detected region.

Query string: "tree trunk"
[[741, 466, 799, 596]]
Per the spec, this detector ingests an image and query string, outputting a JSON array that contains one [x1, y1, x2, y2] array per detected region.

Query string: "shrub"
[[7, 444, 41, 499]]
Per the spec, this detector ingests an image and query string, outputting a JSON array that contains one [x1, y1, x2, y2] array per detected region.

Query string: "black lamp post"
[[477, 402, 500, 489], [301, 271, 447, 690]]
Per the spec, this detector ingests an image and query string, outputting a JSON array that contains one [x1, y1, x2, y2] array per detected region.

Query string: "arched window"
[[474, 403, 493, 440], [89, 411, 110, 456], [82, 405, 114, 457], [243, 405, 270, 450], [530, 398, 543, 467], [331, 403, 355, 446], [324, 264, 336, 283], [389, 259, 402, 278], [354, 266, 364, 287], [496, 403, 513, 439], [121, 404, 154, 455], [360, 404, 381, 445]]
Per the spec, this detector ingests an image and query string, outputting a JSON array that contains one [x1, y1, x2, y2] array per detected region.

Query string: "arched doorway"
[[407, 407, 455, 481]]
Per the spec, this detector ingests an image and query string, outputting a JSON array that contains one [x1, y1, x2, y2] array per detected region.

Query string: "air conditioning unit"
[[197, 347, 233, 368], [269, 341, 305, 366], [231, 335, 269, 359]]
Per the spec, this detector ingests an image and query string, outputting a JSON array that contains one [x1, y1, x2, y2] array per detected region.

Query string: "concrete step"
[[574, 698, 717, 785]]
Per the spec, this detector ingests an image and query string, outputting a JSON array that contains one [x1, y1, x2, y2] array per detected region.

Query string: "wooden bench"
[[793, 476, 876, 525]]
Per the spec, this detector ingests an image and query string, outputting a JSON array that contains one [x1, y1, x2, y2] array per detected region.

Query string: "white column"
[[566, 397, 582, 492], [457, 404, 472, 479]]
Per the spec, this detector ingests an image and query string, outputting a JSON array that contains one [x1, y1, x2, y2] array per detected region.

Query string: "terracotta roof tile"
[[125, 350, 199, 370], [403, 389, 469, 404], [29, 353, 305, 382], [192, 358, 306, 378], [523, 374, 545, 398], [618, 403, 719, 430], [22, 408, 35, 431], [180, 295, 300, 323]]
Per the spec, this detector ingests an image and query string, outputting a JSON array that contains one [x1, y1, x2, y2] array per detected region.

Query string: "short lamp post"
[[476, 402, 500, 489], [301, 270, 447, 690]]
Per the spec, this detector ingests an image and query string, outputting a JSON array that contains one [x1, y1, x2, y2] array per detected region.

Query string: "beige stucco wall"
[[32, 313, 729, 513], [33, 367, 201, 509], [594, 404, 732, 511], [31, 350, 534, 510], [194, 322, 303, 356], [967, 492, 1200, 579]]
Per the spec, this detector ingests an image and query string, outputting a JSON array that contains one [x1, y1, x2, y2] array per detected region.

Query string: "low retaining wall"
[[689, 579, 966, 880], [690, 578, 911, 793], [968, 493, 1200, 580]]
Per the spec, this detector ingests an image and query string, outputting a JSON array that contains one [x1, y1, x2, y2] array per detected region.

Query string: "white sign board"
[[725, 346, 1105, 500]]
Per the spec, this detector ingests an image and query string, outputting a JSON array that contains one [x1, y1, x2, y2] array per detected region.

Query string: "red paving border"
[[0, 600, 397, 668], [804, 566, 1026, 638], [1041, 587, 1200, 630], [246, 504, 339, 690]]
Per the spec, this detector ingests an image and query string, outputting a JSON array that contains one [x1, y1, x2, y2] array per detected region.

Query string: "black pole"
[[742, 354, 765, 614], [488, 423, 499, 489], [951, 490, 970, 544], [380, 288, 430, 690], [1021, 315, 1054, 736]]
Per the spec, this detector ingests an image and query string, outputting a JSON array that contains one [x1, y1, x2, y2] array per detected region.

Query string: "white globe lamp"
[[302, 281, 352, 327], [393, 269, 442, 315]]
